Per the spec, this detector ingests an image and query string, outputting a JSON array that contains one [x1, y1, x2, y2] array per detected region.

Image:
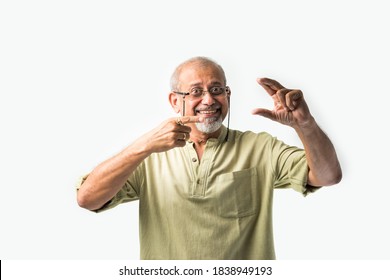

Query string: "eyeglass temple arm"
[[174, 92, 189, 117]]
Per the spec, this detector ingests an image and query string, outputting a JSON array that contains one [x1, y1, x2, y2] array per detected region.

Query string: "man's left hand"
[[252, 77, 313, 128]]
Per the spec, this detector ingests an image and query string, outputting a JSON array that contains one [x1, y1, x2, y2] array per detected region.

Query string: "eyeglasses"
[[174, 86, 230, 101], [174, 86, 230, 116]]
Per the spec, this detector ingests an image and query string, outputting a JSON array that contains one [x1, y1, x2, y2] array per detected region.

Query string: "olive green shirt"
[[78, 126, 317, 259]]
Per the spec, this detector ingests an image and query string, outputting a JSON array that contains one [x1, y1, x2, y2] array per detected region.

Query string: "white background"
[[1, 0, 389, 260]]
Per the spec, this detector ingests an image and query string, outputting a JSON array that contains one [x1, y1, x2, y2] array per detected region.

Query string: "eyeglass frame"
[[173, 86, 230, 116]]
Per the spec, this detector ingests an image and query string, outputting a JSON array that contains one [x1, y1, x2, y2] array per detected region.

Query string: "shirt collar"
[[217, 125, 229, 143]]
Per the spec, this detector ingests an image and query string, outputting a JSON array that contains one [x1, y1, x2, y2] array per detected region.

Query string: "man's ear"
[[169, 92, 181, 113]]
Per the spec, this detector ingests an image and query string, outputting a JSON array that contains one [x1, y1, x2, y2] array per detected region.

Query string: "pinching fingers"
[[285, 90, 302, 111], [275, 88, 290, 110]]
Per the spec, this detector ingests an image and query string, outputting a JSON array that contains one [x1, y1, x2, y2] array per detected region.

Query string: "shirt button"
[[192, 158, 197, 162]]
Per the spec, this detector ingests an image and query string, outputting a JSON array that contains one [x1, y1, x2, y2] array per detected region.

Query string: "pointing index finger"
[[176, 116, 204, 125]]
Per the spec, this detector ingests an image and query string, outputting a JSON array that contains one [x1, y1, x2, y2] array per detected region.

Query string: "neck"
[[189, 128, 221, 145]]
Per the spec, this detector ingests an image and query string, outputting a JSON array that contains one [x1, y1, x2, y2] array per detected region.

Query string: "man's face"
[[173, 62, 230, 134]]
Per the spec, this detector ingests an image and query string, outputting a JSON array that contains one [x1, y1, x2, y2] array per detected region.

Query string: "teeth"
[[198, 110, 216, 114]]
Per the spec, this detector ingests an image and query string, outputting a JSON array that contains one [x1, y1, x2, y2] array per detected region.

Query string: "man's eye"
[[210, 87, 223, 94], [191, 88, 203, 95]]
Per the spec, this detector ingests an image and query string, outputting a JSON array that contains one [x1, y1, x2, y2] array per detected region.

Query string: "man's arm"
[[77, 116, 202, 211], [293, 118, 342, 186], [252, 78, 342, 187]]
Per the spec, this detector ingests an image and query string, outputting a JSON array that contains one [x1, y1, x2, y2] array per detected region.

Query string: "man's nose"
[[201, 92, 216, 105]]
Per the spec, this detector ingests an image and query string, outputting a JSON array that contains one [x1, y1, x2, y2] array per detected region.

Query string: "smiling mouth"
[[195, 108, 220, 116]]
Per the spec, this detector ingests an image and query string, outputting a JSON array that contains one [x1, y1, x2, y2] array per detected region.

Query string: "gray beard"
[[195, 116, 223, 134]]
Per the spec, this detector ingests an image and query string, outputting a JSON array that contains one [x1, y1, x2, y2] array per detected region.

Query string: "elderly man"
[[77, 56, 342, 259]]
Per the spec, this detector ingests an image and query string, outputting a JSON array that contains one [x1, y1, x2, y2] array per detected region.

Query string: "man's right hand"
[[133, 116, 204, 155]]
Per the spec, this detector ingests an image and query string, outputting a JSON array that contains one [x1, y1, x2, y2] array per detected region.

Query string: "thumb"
[[252, 108, 276, 121]]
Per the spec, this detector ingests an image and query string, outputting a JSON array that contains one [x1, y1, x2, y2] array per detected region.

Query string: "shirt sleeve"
[[75, 165, 142, 213], [269, 136, 321, 196]]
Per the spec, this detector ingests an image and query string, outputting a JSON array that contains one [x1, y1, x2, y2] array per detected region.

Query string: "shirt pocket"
[[215, 167, 258, 218]]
